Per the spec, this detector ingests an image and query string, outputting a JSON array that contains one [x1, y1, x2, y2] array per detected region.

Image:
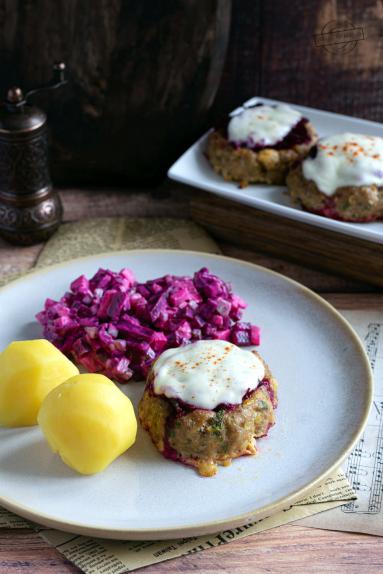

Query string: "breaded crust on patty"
[[287, 164, 383, 222], [206, 122, 317, 187], [138, 350, 278, 477]]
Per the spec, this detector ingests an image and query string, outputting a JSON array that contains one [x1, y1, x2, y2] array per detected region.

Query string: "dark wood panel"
[[260, 0, 383, 120], [214, 0, 383, 122], [211, 0, 262, 120], [0, 1, 381, 184], [0, 0, 231, 185]]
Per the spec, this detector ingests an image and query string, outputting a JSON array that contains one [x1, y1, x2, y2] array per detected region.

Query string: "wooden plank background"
[[214, 0, 383, 122], [0, 0, 381, 184]]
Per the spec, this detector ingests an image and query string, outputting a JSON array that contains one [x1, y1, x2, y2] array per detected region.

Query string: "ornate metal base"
[[0, 189, 63, 246]]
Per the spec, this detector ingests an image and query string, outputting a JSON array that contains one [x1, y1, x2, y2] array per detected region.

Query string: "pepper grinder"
[[0, 63, 67, 245]]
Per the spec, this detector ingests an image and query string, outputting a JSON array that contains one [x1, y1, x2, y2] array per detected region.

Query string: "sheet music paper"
[[298, 309, 383, 535]]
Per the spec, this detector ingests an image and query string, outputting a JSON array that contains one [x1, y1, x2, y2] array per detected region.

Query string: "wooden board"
[[190, 192, 383, 288], [1, 186, 382, 573]]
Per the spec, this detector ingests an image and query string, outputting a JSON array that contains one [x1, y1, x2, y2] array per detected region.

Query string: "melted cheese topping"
[[228, 103, 302, 147], [302, 133, 383, 196], [152, 340, 265, 410]]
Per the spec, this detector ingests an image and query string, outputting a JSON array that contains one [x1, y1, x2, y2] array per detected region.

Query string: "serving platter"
[[168, 97, 383, 244], [0, 249, 372, 540]]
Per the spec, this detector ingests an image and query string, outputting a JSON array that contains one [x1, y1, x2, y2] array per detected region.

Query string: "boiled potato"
[[0, 339, 79, 427], [38, 374, 137, 474]]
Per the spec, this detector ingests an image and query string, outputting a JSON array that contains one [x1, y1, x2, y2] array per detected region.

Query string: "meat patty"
[[206, 122, 317, 188], [138, 350, 277, 477], [287, 164, 383, 222]]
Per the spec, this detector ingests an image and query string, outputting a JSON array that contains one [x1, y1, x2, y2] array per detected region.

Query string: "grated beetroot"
[[36, 267, 260, 383]]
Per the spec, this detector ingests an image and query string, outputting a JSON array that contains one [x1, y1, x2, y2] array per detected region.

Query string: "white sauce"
[[152, 340, 265, 410], [302, 133, 383, 196], [228, 103, 302, 147]]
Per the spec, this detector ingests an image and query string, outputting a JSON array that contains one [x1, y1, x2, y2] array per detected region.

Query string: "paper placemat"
[[297, 309, 383, 537], [35, 217, 220, 268], [0, 471, 354, 573], [0, 217, 219, 288], [0, 216, 356, 572]]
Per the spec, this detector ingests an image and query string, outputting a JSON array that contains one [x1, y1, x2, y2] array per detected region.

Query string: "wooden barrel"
[[0, 0, 231, 185]]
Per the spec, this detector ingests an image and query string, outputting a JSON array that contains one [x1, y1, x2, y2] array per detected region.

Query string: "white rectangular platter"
[[168, 96, 383, 244]]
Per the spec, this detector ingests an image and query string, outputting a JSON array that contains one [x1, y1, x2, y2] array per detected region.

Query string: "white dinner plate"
[[0, 249, 372, 539], [168, 97, 383, 244]]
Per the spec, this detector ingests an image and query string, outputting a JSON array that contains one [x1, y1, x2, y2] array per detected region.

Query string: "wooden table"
[[1, 184, 382, 574]]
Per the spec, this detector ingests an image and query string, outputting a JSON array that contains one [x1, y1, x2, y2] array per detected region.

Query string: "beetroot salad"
[[36, 267, 260, 383]]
